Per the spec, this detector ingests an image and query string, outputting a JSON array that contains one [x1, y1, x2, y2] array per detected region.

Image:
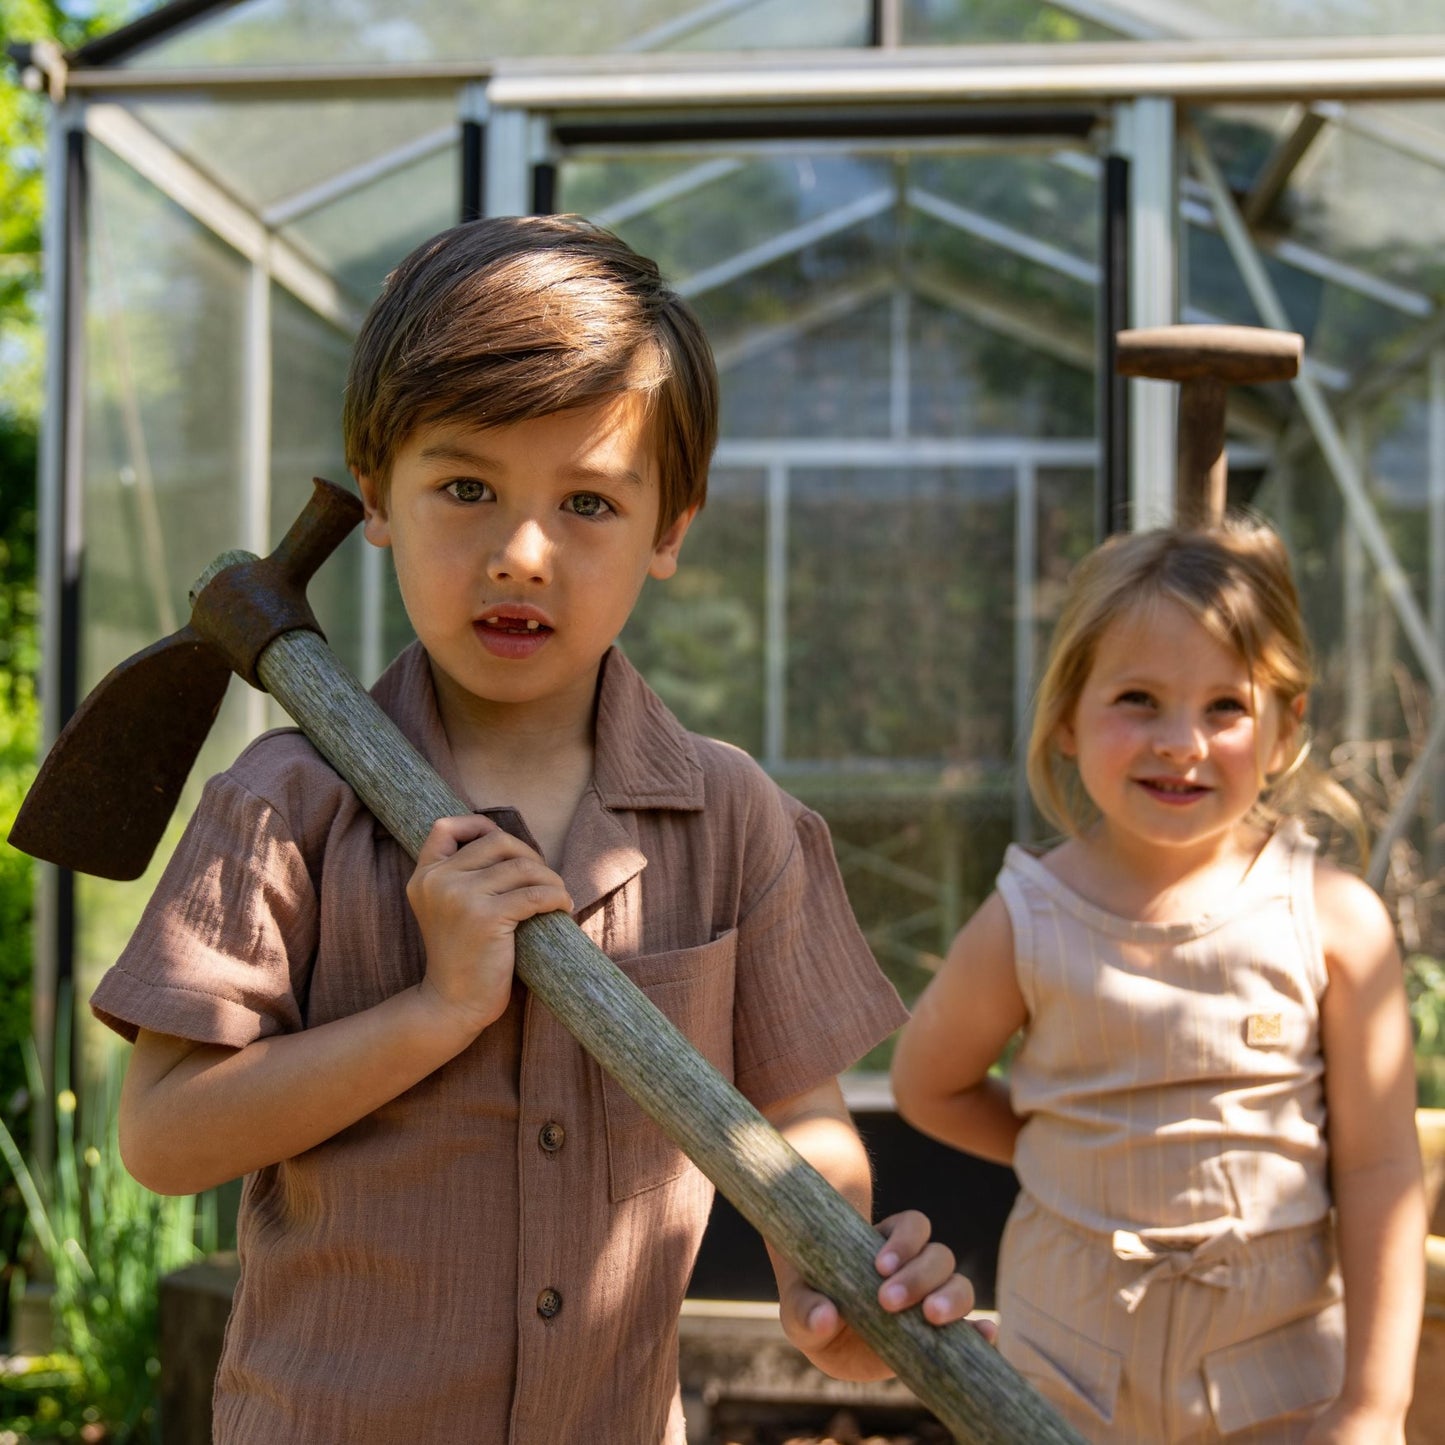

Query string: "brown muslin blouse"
[[91, 642, 906, 1444]]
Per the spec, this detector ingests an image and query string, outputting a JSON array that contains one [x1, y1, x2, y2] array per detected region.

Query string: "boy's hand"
[[778, 1210, 991, 1381], [407, 815, 573, 1045]]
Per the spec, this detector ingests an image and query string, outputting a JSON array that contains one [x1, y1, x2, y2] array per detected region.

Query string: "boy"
[[94, 216, 974, 1443]]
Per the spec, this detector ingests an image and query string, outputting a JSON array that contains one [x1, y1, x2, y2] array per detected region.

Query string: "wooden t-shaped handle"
[[1116, 324, 1303, 526]]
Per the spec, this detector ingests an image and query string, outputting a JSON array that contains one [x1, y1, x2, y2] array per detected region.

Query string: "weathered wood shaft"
[[191, 554, 1083, 1444]]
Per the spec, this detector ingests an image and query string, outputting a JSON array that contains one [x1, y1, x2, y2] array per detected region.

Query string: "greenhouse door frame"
[[467, 91, 1184, 524]]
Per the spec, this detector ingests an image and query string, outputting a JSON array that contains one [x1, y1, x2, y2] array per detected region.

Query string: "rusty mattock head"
[[9, 478, 364, 881], [1115, 323, 1302, 528]]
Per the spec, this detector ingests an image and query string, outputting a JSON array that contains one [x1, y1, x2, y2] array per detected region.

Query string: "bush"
[[1, 671, 37, 1115], [0, 657, 38, 1342], [1409, 953, 1445, 1109], [0, 1000, 218, 1442]]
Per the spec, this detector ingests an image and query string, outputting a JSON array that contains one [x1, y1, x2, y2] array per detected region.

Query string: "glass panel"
[[1264, 114, 1445, 295], [121, 0, 869, 69], [1145, 0, 1445, 37], [285, 143, 459, 301], [77, 146, 256, 1027], [784, 466, 1016, 763], [903, 0, 1122, 44], [83, 150, 248, 692], [663, 0, 870, 50], [130, 95, 454, 219], [911, 0, 1445, 42], [268, 284, 366, 694], [620, 467, 767, 757]]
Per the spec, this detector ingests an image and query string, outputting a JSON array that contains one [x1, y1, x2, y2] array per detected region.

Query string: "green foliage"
[[0, 669, 38, 1122], [2, 2, 147, 430], [0, 1003, 217, 1441], [1408, 954, 1445, 1109]]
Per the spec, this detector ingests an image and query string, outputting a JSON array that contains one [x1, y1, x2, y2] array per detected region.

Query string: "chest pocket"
[[601, 929, 738, 1202]]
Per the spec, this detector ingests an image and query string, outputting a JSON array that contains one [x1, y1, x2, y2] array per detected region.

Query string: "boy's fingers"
[[872, 1209, 942, 1275], [416, 812, 502, 864], [876, 1244, 970, 1314], [780, 1281, 841, 1347], [914, 1272, 977, 1325]]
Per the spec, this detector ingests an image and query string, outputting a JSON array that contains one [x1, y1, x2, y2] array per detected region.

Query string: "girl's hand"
[[779, 1211, 992, 1380], [1301, 1399, 1406, 1443], [407, 814, 573, 1044]]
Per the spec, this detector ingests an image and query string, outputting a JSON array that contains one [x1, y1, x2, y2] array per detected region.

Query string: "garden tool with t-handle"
[[9, 478, 1083, 1445], [1116, 322, 1303, 526]]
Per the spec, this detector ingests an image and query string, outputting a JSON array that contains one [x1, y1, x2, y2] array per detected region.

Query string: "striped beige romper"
[[994, 821, 1344, 1443]]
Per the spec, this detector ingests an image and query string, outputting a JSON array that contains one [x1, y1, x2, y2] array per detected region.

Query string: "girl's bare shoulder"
[[1312, 857, 1399, 981]]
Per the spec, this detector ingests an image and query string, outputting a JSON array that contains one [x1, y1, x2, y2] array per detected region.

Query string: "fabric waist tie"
[[1110, 1222, 1250, 1314]]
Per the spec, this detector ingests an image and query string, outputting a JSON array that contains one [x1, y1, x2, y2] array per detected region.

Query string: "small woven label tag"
[[1245, 1012, 1284, 1047]]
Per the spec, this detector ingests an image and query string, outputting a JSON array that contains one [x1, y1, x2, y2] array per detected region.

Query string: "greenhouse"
[[14, 0, 1445, 1073]]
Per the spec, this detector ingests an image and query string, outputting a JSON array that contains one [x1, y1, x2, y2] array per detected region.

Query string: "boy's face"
[[356, 394, 694, 720]]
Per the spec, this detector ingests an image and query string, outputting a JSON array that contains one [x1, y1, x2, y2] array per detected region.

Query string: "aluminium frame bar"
[[51, 36, 1445, 106]]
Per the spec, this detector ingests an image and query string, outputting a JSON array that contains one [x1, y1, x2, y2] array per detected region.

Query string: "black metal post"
[[530, 161, 557, 216], [461, 118, 485, 222], [1099, 152, 1131, 538]]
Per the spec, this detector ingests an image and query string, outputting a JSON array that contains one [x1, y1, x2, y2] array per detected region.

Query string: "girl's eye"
[[1209, 696, 1248, 716], [444, 478, 490, 504], [565, 493, 613, 518], [1116, 690, 1153, 707]]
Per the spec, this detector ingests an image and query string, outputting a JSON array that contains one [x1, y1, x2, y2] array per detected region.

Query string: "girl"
[[893, 520, 1426, 1443]]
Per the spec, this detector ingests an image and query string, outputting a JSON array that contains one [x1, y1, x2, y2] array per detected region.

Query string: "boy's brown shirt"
[[92, 642, 906, 1444]]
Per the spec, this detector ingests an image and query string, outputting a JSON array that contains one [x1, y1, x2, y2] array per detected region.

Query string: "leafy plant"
[[0, 999, 217, 1442], [1407, 953, 1445, 1110]]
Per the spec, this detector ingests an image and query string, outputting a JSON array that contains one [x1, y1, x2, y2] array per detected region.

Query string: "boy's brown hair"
[[343, 215, 718, 536]]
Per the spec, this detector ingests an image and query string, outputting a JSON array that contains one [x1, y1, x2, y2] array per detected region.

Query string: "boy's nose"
[[489, 517, 552, 584]]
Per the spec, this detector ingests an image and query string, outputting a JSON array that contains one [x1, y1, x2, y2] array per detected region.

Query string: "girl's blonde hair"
[[1026, 517, 1364, 849]]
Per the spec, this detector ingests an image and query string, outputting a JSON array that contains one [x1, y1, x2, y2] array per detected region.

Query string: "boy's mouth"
[[474, 606, 555, 658], [481, 617, 547, 633]]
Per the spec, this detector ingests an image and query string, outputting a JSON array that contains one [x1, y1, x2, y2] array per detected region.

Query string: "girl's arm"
[[1306, 863, 1426, 1443], [891, 891, 1028, 1166]]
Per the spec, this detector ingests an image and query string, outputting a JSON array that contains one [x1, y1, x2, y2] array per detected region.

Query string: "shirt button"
[[538, 1121, 566, 1153], [536, 1288, 562, 1320]]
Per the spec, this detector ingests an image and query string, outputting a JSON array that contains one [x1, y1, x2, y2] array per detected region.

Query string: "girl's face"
[[1057, 598, 1300, 858]]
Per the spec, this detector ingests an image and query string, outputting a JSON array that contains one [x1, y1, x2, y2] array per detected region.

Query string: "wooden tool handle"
[[196, 558, 1082, 1444]]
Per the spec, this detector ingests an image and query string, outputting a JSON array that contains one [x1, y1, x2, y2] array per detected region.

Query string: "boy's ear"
[[355, 473, 392, 548], [648, 505, 698, 581]]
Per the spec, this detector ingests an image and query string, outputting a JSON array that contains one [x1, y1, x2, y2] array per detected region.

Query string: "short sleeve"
[[89, 769, 318, 1048], [730, 804, 906, 1107]]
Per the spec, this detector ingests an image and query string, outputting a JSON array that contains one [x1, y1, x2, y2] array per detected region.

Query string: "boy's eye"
[[565, 493, 613, 518], [444, 478, 490, 504]]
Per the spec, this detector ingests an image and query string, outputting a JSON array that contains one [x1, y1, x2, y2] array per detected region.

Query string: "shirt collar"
[[589, 646, 704, 813], [371, 642, 704, 815], [370, 642, 703, 919]]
